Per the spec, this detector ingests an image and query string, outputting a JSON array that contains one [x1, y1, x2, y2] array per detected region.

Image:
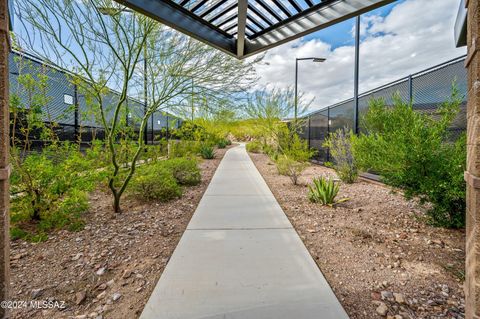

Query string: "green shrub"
[[246, 141, 262, 153], [324, 129, 358, 183], [199, 144, 216, 159], [130, 164, 182, 201], [324, 161, 334, 168], [275, 155, 308, 185], [217, 139, 229, 149], [163, 158, 201, 186], [351, 89, 465, 228], [308, 176, 347, 206], [10, 143, 103, 238], [168, 140, 200, 158], [281, 133, 316, 162]]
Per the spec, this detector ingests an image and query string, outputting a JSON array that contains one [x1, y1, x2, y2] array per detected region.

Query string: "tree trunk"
[[113, 192, 122, 214]]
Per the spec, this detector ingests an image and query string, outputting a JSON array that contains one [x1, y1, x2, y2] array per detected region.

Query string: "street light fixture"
[[295, 57, 326, 120]]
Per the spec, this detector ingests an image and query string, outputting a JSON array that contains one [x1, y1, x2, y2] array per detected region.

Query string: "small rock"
[[96, 291, 106, 299], [112, 293, 122, 301], [31, 288, 43, 299], [376, 302, 388, 316], [393, 293, 405, 304], [72, 253, 83, 261], [381, 291, 394, 301], [96, 267, 106, 276], [122, 269, 132, 279], [75, 290, 87, 305], [371, 292, 381, 300], [97, 283, 107, 291]]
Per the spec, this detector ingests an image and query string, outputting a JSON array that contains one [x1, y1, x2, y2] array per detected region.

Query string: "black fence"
[[9, 50, 181, 146], [299, 55, 468, 162]]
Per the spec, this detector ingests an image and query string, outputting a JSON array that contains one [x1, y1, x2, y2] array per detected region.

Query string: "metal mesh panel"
[[412, 59, 467, 140], [303, 56, 467, 162], [10, 53, 75, 125], [329, 100, 354, 132], [308, 109, 329, 162], [9, 51, 179, 144]]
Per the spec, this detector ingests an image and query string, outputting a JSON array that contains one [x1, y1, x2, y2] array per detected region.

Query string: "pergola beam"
[[120, 0, 237, 57], [236, 0, 248, 58], [243, 0, 397, 58]]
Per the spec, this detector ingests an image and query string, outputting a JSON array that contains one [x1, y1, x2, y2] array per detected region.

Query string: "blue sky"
[[303, 1, 401, 48]]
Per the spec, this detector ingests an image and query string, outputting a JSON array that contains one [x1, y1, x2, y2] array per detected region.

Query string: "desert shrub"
[[168, 140, 200, 158], [163, 158, 201, 186], [281, 133, 316, 162], [324, 129, 358, 183], [351, 89, 465, 228], [275, 155, 308, 185], [199, 144, 216, 159], [217, 139, 229, 149], [246, 141, 262, 153], [10, 143, 103, 239], [129, 164, 182, 201], [308, 176, 347, 206], [175, 121, 208, 141]]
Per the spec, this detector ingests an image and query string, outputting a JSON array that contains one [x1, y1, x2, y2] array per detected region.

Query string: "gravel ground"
[[8, 146, 230, 319], [249, 152, 465, 319]]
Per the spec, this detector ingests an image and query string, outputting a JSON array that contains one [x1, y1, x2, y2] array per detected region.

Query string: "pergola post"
[[465, 0, 480, 318], [0, 0, 9, 316]]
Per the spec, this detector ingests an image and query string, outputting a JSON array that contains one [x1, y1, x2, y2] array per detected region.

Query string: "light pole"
[[295, 57, 326, 120]]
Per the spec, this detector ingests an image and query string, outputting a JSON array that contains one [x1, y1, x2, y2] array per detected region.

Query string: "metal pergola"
[[119, 0, 396, 59]]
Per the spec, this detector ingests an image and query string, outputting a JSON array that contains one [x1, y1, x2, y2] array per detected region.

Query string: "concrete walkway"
[[140, 144, 349, 319]]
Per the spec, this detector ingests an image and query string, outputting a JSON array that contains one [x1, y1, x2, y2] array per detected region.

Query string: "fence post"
[[151, 113, 154, 144], [307, 116, 311, 149], [73, 84, 79, 142], [326, 107, 330, 162], [408, 74, 413, 104], [166, 115, 169, 139], [353, 15, 360, 135]]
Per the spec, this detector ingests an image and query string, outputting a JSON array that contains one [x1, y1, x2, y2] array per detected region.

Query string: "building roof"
[[120, 0, 396, 59]]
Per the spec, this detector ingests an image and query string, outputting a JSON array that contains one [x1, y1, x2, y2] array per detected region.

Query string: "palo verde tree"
[[244, 86, 312, 150], [15, 0, 258, 213]]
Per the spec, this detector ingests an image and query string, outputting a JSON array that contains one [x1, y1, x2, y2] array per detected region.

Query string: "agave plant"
[[308, 176, 348, 206]]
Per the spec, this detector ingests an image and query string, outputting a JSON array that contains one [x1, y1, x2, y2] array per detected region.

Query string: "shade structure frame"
[[118, 0, 397, 59]]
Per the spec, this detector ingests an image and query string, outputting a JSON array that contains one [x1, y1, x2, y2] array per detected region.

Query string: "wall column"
[[0, 0, 10, 317], [465, 0, 480, 318]]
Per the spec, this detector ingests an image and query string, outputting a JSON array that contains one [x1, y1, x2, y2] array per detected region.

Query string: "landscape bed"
[[9, 146, 230, 319], [249, 151, 465, 319]]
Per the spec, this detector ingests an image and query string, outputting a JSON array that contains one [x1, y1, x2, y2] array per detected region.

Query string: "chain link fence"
[[300, 55, 467, 162], [9, 50, 181, 147]]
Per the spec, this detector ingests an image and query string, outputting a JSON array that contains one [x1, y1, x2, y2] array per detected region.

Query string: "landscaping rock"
[[75, 290, 87, 305], [376, 302, 388, 316]]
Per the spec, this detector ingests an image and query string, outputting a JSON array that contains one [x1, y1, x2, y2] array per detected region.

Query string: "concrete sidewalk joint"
[[140, 144, 349, 319]]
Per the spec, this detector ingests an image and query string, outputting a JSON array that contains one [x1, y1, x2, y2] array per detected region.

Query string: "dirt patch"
[[9, 146, 231, 319], [250, 152, 465, 319]]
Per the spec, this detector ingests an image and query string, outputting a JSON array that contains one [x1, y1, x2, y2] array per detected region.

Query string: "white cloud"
[[254, 0, 466, 112]]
